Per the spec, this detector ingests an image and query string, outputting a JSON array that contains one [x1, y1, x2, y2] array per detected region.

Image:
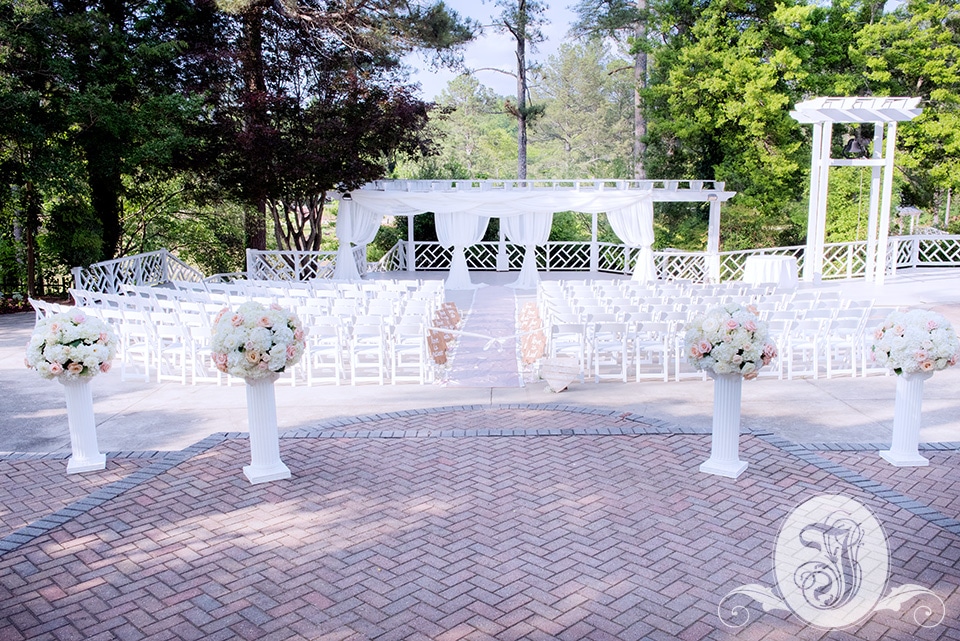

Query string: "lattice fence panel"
[[918, 237, 960, 265], [73, 250, 202, 293], [657, 253, 708, 282], [412, 243, 452, 270], [544, 243, 591, 271], [466, 243, 499, 269], [821, 243, 867, 280], [597, 244, 629, 273]]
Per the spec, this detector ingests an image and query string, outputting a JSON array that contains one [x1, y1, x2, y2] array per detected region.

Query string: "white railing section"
[[71, 235, 960, 293], [374, 235, 960, 282], [71, 249, 204, 294], [245, 246, 367, 281]]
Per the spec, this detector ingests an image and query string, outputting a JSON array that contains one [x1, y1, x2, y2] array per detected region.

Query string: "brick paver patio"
[[1, 407, 959, 640]]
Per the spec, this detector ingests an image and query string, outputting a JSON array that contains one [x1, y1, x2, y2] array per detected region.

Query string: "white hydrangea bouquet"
[[684, 303, 777, 380], [211, 301, 306, 379], [25, 310, 117, 379], [869, 309, 959, 375]]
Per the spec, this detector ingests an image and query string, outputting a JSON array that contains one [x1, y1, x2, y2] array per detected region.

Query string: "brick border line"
[[755, 432, 960, 537], [0, 450, 177, 462], [283, 403, 708, 438], [0, 434, 227, 558], [793, 441, 960, 452]]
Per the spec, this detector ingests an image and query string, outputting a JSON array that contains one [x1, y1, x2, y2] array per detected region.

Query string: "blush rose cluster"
[[683, 303, 777, 379], [210, 301, 307, 380], [25, 310, 117, 379], [869, 308, 959, 375]]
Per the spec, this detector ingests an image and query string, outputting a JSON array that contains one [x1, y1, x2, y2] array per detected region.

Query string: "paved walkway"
[[2, 269, 960, 639]]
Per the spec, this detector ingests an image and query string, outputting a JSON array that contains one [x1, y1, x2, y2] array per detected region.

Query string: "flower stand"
[[242, 374, 291, 484], [880, 371, 933, 467], [60, 378, 107, 474], [700, 371, 748, 479]]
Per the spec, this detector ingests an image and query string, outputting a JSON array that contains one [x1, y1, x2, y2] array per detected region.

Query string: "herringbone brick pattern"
[[820, 450, 960, 520], [1, 410, 958, 640], [0, 459, 151, 537]]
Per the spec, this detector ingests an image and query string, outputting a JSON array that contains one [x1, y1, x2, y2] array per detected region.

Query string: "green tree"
[[854, 0, 960, 214], [531, 41, 633, 178]]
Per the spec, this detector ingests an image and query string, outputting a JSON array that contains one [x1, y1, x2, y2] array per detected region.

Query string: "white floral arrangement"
[[869, 308, 959, 375], [684, 303, 777, 380], [25, 310, 117, 379], [211, 301, 306, 379]]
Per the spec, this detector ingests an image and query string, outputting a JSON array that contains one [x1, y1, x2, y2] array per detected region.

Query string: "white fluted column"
[[60, 378, 106, 474], [880, 371, 933, 467], [243, 374, 291, 484], [700, 372, 748, 478]]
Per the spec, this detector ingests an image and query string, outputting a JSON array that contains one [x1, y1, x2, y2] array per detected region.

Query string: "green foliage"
[[44, 197, 103, 269]]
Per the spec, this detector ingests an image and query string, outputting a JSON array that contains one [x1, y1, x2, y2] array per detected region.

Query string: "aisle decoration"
[[25, 310, 117, 473], [684, 303, 777, 478], [869, 309, 960, 466], [212, 302, 306, 483]]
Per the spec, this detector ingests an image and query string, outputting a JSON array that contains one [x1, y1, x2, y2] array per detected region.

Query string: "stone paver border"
[[3, 403, 960, 559]]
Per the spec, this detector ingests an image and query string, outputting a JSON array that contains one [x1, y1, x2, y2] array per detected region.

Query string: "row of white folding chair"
[[300, 315, 433, 386]]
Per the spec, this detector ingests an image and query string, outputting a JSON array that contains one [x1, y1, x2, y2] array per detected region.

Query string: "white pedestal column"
[[880, 371, 933, 467], [243, 374, 291, 484], [700, 372, 748, 479], [60, 377, 107, 474]]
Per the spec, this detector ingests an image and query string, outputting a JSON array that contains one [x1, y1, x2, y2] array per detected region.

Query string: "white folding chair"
[[305, 317, 344, 386]]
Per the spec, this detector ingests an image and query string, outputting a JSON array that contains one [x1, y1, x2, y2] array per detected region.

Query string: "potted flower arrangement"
[[683, 303, 778, 478], [25, 310, 117, 473], [211, 301, 307, 484], [869, 308, 960, 466]]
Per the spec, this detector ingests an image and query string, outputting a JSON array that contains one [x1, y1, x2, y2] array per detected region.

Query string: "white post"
[[875, 122, 898, 285], [406, 215, 416, 273], [707, 198, 722, 282], [812, 122, 833, 282], [590, 212, 599, 273], [243, 374, 291, 484], [864, 124, 884, 283], [60, 378, 107, 474], [497, 224, 509, 271], [700, 372, 748, 478], [803, 123, 824, 282], [880, 371, 932, 467]]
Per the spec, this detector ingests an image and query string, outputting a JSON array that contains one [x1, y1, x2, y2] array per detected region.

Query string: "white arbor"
[[790, 97, 923, 284]]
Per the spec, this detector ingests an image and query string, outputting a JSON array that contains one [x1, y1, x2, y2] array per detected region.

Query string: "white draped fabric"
[[435, 212, 490, 289], [340, 188, 654, 286], [503, 213, 553, 289], [606, 201, 657, 282], [332, 200, 383, 281]]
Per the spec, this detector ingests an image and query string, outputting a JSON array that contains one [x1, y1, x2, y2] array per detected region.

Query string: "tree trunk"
[[516, 9, 528, 181], [241, 6, 268, 251], [24, 182, 41, 298], [633, 1, 647, 180]]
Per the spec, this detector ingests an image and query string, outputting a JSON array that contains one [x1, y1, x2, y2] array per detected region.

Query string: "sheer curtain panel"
[[606, 200, 656, 282], [435, 212, 490, 289], [332, 200, 383, 281], [503, 212, 553, 289]]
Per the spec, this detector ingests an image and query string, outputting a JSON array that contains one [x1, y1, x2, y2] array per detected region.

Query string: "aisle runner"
[[443, 286, 523, 388]]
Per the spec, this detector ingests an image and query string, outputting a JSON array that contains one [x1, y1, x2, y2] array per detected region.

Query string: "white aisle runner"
[[443, 286, 524, 388]]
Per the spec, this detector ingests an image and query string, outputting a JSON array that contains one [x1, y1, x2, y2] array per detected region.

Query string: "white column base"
[[60, 377, 107, 475], [881, 371, 932, 467], [878, 449, 929, 467], [701, 371, 748, 479], [243, 374, 291, 484]]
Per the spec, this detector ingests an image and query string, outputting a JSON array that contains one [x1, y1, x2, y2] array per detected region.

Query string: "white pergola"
[[337, 179, 735, 287], [790, 97, 923, 284]]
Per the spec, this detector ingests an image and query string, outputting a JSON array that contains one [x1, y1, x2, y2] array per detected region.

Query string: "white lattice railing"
[[71, 249, 204, 293], [245, 246, 367, 281], [373, 235, 960, 282]]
